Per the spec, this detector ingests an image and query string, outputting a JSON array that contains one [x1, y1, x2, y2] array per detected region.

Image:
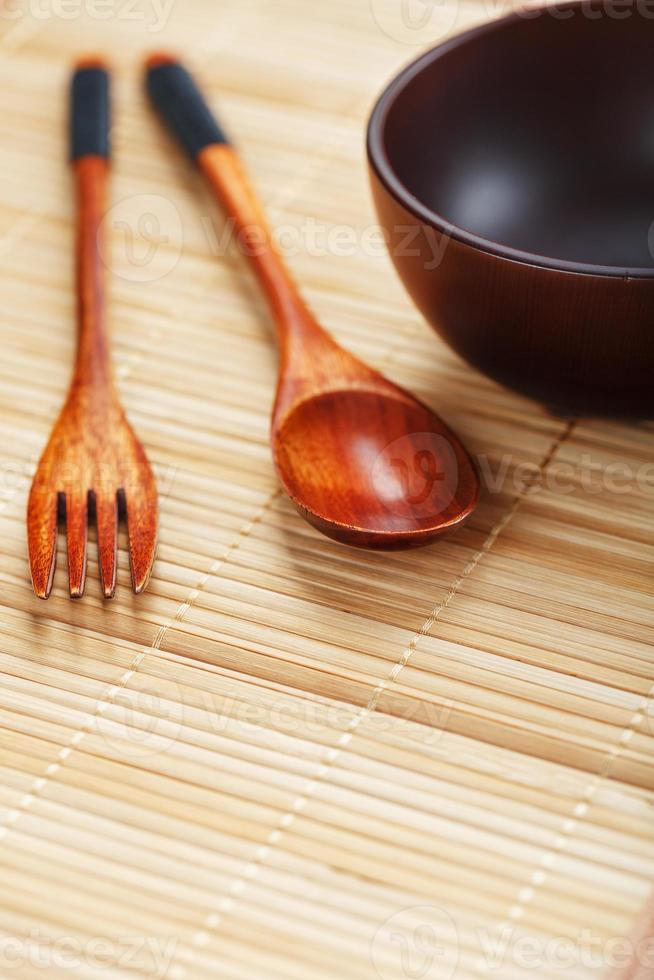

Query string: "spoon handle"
[[146, 56, 325, 351]]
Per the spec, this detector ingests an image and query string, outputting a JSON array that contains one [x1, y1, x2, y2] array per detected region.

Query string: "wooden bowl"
[[367, 0, 654, 417]]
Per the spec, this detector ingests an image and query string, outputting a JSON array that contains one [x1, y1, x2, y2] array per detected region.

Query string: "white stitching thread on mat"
[[164, 420, 579, 977], [0, 486, 281, 844], [0, 298, 420, 842], [0, 15, 46, 56], [473, 681, 654, 974], [0, 314, 419, 843]]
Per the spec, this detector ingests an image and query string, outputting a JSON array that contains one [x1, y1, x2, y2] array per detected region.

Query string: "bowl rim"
[[366, 0, 654, 280]]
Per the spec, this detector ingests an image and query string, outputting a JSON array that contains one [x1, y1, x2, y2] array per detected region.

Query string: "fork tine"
[[27, 486, 59, 599], [65, 491, 88, 598], [124, 488, 158, 594], [95, 491, 118, 599]]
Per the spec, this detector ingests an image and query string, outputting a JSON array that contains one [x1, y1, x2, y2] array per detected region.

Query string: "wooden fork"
[[27, 59, 158, 599]]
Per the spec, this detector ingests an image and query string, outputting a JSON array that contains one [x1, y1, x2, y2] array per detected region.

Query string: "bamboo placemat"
[[0, 0, 652, 977]]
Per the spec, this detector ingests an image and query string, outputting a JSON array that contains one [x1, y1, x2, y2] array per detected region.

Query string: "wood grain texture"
[[0, 1, 652, 978]]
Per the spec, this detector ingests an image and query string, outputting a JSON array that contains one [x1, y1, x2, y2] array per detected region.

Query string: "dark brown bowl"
[[367, 0, 654, 417]]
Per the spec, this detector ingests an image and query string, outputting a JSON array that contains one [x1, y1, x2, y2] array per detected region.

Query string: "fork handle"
[[71, 59, 110, 161], [71, 60, 112, 385]]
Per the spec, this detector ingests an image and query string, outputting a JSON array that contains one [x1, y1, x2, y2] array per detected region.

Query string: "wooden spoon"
[[146, 56, 479, 548]]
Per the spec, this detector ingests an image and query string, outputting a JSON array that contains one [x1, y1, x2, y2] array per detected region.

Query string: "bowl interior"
[[378, 5, 654, 271]]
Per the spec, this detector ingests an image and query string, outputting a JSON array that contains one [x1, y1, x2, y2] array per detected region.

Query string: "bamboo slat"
[[0, 1, 652, 978]]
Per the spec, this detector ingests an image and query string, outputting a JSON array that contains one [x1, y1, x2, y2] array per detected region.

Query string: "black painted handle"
[[146, 57, 229, 160], [71, 61, 110, 161]]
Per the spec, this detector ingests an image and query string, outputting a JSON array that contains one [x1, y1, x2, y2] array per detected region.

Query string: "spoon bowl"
[[273, 388, 478, 548]]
